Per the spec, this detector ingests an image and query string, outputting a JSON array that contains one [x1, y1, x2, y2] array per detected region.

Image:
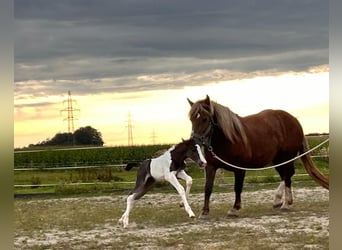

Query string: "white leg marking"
[[273, 181, 285, 208], [166, 171, 195, 218], [119, 194, 136, 228], [177, 170, 193, 200], [281, 186, 293, 210]]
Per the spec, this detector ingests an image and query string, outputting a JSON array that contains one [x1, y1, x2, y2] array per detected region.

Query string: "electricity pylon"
[[127, 112, 134, 146], [60, 91, 80, 133]]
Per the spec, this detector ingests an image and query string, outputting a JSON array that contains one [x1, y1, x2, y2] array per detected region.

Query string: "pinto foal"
[[119, 138, 207, 228]]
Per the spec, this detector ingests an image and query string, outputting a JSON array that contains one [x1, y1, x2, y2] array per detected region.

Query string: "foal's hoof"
[[227, 208, 239, 218]]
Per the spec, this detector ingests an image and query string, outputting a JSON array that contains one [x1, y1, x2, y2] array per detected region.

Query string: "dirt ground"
[[14, 186, 329, 249]]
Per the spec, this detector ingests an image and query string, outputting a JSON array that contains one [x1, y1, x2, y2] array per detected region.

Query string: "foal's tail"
[[300, 139, 329, 189], [125, 162, 139, 171]]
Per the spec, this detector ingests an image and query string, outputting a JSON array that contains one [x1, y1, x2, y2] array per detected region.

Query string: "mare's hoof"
[[273, 203, 282, 209], [198, 213, 210, 220], [280, 206, 290, 211], [227, 208, 239, 218]]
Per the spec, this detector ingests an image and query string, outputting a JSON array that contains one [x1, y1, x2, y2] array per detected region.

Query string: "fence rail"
[[14, 140, 328, 194], [14, 173, 314, 188], [14, 156, 328, 190]]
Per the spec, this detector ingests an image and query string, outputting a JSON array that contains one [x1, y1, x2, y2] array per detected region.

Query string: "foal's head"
[[172, 138, 207, 168]]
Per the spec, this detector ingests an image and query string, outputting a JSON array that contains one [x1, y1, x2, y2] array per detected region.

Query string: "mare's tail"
[[300, 138, 329, 189], [125, 162, 139, 171]]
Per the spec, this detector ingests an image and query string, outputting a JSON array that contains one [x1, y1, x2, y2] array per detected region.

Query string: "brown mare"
[[187, 95, 329, 219]]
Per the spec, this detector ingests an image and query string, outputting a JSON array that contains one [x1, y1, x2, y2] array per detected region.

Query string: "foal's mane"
[[189, 100, 248, 146]]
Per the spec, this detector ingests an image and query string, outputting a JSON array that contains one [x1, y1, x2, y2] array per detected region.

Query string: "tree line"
[[29, 126, 104, 147]]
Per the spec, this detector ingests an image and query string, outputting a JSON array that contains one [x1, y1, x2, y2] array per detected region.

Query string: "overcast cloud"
[[14, 0, 328, 98]]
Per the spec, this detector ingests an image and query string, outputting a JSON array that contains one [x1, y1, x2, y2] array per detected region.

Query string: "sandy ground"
[[15, 187, 329, 249]]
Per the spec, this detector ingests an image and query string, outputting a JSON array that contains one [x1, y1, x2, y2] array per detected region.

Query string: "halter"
[[190, 118, 215, 150]]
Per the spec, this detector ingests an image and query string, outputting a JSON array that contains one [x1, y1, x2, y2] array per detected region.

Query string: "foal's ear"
[[187, 98, 194, 106]]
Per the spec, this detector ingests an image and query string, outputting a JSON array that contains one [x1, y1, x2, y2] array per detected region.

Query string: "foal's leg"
[[176, 170, 193, 207], [119, 193, 137, 228], [228, 170, 246, 217], [166, 171, 195, 218], [119, 177, 155, 228]]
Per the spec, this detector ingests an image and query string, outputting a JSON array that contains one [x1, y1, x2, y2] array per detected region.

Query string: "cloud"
[[14, 0, 328, 97]]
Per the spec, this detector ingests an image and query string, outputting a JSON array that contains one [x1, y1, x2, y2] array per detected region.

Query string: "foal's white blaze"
[[195, 144, 207, 166]]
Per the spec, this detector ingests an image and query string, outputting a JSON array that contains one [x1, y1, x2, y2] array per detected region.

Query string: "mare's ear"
[[187, 98, 194, 106], [205, 95, 214, 115], [205, 95, 211, 105], [181, 138, 185, 142]]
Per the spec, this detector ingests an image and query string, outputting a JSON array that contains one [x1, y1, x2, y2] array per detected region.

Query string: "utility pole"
[[61, 91, 80, 134], [150, 129, 157, 145], [127, 112, 134, 146]]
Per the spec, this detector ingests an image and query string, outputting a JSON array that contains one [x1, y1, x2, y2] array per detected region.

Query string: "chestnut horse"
[[187, 95, 329, 219]]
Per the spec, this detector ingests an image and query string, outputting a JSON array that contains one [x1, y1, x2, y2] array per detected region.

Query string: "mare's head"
[[187, 95, 214, 145], [187, 95, 248, 146], [172, 138, 207, 168]]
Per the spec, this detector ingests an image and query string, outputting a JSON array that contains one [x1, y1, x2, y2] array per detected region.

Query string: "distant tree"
[[74, 126, 104, 146], [47, 132, 74, 146], [29, 126, 104, 147]]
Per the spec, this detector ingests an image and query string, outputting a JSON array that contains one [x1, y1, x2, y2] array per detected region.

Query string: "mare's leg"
[[228, 170, 246, 217], [274, 162, 295, 210], [118, 177, 155, 228], [165, 171, 195, 218], [282, 163, 295, 209], [176, 170, 193, 207], [273, 181, 285, 208], [199, 165, 217, 219]]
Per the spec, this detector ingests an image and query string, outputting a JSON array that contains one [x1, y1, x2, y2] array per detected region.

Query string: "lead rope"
[[208, 138, 329, 171]]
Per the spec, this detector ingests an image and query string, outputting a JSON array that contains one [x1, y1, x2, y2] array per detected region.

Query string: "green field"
[[14, 136, 329, 196]]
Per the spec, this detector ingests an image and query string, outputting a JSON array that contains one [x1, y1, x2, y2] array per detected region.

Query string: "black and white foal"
[[119, 138, 207, 228]]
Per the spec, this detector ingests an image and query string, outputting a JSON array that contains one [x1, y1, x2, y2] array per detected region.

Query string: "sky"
[[14, 0, 329, 148]]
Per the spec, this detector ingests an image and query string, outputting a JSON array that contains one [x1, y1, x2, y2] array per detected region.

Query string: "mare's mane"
[[189, 100, 248, 146]]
